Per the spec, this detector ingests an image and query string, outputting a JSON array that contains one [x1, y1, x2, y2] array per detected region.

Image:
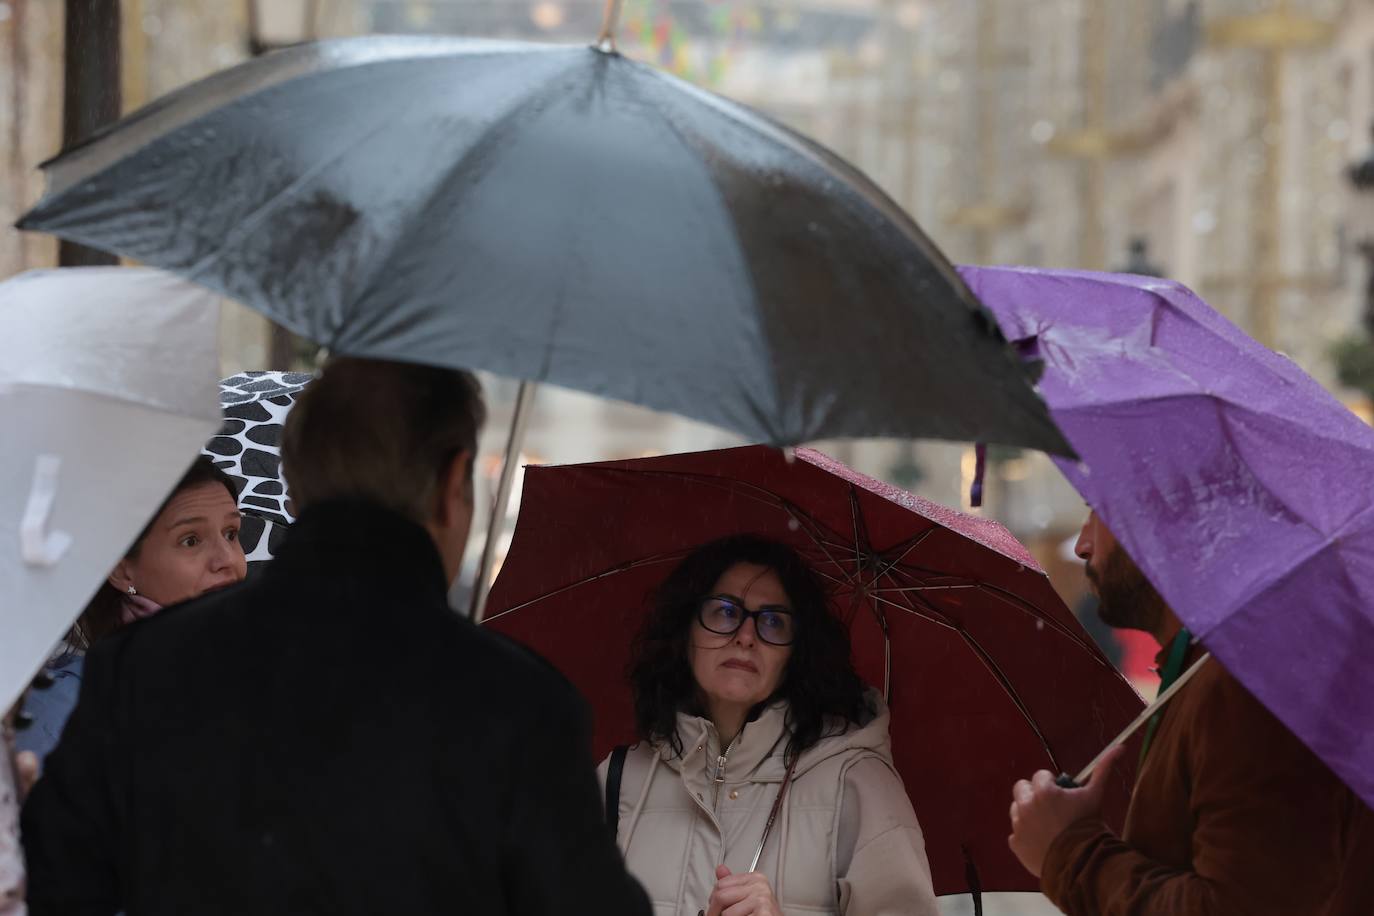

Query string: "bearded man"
[[1006, 510, 1372, 916]]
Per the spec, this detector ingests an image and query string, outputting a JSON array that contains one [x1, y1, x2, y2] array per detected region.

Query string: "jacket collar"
[[664, 701, 791, 782], [266, 499, 450, 602]]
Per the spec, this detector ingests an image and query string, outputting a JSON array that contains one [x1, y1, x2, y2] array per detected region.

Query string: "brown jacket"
[[1041, 646, 1367, 915]]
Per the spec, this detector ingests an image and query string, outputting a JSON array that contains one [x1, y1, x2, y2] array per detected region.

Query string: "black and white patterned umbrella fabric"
[[204, 371, 311, 565]]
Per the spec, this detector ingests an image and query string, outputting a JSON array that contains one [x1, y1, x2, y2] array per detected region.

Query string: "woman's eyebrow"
[[720, 593, 792, 611]]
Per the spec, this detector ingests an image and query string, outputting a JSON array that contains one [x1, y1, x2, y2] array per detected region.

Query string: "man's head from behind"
[[1074, 510, 1167, 637], [280, 357, 486, 585]]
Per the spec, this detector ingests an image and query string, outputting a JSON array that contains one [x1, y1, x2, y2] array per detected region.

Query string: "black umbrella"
[[19, 35, 1065, 455]]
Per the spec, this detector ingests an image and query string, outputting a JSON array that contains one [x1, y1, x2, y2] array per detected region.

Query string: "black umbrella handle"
[[1055, 773, 1079, 789]]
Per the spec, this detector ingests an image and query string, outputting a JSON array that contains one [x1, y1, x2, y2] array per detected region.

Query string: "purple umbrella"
[[962, 265, 1374, 810]]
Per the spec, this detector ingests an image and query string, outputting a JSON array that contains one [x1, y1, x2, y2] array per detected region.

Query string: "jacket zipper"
[[712, 734, 740, 807]]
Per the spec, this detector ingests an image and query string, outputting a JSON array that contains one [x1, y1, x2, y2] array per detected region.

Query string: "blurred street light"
[[530, 2, 566, 31], [895, 2, 924, 31]]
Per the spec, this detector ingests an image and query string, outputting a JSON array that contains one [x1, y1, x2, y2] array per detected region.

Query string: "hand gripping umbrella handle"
[[1055, 653, 1212, 788]]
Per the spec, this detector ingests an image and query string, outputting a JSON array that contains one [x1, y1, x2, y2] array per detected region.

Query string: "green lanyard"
[[1139, 628, 1192, 766]]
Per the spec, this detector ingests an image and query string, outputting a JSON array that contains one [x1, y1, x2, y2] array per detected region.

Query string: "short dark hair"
[[280, 357, 486, 523], [74, 455, 239, 648], [628, 535, 871, 763]]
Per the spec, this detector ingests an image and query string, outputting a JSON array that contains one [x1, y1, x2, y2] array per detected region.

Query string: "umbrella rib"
[[784, 507, 871, 591], [480, 551, 688, 622], [787, 511, 857, 587], [973, 584, 1106, 661], [637, 92, 783, 431], [581, 468, 866, 588], [872, 554, 1105, 659], [871, 583, 980, 593], [869, 591, 956, 631], [958, 630, 1060, 770], [869, 530, 938, 584], [812, 567, 858, 592], [596, 472, 1099, 672], [873, 591, 1061, 769], [639, 63, 967, 296], [875, 566, 1109, 666], [179, 92, 436, 292], [576, 470, 962, 598], [345, 60, 592, 343], [849, 485, 866, 583]]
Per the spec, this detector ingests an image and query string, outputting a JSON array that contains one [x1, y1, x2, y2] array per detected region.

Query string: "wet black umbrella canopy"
[[20, 36, 1068, 453]]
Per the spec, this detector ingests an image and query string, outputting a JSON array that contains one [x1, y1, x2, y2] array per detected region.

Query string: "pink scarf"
[[118, 593, 163, 626]]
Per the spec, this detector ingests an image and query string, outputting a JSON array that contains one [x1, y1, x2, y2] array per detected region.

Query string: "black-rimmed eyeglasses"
[[698, 595, 796, 646]]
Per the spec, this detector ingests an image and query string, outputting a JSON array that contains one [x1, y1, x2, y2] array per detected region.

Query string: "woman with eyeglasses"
[[599, 535, 938, 916]]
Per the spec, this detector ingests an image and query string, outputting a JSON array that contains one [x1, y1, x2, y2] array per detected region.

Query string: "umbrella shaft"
[[470, 381, 538, 622], [1074, 653, 1211, 785]]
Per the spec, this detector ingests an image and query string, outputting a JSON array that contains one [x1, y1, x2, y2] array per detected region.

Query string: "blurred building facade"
[[884, 0, 1371, 569], [713, 0, 1374, 580]]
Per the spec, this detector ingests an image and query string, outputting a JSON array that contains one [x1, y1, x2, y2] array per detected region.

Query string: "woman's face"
[[110, 482, 247, 606], [688, 562, 794, 714]]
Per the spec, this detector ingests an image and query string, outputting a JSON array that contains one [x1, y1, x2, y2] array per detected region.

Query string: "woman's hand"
[[705, 864, 784, 916], [2, 700, 39, 800], [13, 752, 38, 799]]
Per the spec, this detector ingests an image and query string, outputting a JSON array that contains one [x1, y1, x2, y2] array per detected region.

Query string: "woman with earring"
[[14, 455, 248, 762], [600, 535, 938, 916]]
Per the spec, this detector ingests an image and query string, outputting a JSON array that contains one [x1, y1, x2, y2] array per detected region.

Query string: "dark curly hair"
[[629, 534, 871, 763]]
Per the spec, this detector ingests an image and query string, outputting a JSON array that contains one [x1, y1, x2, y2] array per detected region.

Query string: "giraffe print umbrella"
[[204, 371, 311, 565]]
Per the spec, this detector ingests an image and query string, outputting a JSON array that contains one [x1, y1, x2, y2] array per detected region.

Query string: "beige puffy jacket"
[[597, 692, 938, 916]]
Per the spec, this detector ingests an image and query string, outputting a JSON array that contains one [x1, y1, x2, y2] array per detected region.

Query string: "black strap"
[[605, 744, 629, 837], [962, 845, 983, 916]]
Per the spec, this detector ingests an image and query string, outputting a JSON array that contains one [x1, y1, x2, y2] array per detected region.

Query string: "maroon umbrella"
[[484, 445, 1143, 896]]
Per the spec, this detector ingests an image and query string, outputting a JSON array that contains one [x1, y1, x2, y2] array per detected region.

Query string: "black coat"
[[22, 501, 650, 916]]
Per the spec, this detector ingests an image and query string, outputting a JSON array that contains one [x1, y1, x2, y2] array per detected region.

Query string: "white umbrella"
[[0, 267, 221, 710]]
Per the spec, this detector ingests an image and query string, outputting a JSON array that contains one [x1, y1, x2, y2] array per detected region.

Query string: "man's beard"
[[1087, 546, 1165, 634]]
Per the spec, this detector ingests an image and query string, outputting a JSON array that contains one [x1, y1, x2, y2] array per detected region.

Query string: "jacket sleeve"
[[1040, 673, 1347, 916], [20, 643, 124, 916], [500, 683, 650, 916], [835, 756, 939, 916]]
